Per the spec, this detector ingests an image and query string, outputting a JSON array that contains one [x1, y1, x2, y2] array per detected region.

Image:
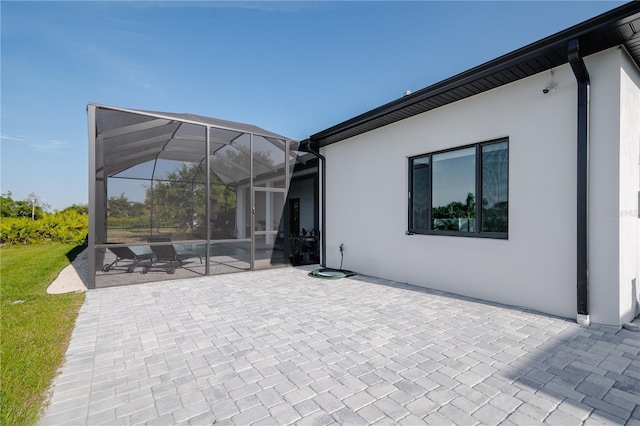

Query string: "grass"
[[0, 243, 86, 426], [107, 226, 184, 242]]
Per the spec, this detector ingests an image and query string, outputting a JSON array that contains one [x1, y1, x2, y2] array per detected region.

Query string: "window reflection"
[[431, 147, 476, 232], [411, 157, 430, 230], [482, 142, 508, 233], [408, 139, 508, 238]]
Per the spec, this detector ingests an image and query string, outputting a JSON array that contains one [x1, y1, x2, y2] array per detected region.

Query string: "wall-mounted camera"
[[543, 82, 558, 94]]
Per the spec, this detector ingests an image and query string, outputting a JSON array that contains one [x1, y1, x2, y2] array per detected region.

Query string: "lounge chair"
[[147, 237, 202, 274], [102, 246, 154, 273]]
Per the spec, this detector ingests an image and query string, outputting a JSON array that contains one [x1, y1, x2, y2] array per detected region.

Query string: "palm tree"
[[465, 192, 475, 231]]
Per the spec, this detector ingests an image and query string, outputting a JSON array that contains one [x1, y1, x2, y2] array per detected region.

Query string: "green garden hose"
[[308, 244, 356, 279], [308, 268, 357, 279]]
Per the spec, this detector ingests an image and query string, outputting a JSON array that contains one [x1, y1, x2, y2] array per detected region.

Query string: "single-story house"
[[88, 2, 639, 328], [300, 2, 640, 327]]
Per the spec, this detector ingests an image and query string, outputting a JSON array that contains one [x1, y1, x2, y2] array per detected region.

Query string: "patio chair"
[[102, 246, 154, 273], [147, 237, 202, 274]]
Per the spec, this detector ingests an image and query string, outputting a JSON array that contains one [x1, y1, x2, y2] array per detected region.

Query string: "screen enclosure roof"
[[90, 103, 298, 185]]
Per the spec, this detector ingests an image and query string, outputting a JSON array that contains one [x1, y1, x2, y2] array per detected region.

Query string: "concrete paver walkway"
[[40, 267, 639, 425]]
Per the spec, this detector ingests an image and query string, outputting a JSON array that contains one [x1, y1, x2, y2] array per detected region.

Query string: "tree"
[[28, 193, 51, 217], [144, 162, 237, 239], [1, 192, 15, 217], [0, 192, 46, 219], [61, 204, 89, 215], [465, 192, 475, 231], [432, 192, 475, 231], [107, 193, 144, 218], [482, 198, 508, 232]]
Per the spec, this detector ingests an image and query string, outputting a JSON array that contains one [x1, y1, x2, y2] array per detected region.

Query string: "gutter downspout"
[[305, 139, 327, 268], [568, 39, 590, 326]]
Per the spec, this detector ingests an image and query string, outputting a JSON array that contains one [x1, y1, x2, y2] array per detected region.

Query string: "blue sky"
[[1, 1, 626, 210]]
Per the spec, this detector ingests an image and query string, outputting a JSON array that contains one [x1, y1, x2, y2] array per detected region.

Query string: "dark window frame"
[[408, 138, 509, 239]]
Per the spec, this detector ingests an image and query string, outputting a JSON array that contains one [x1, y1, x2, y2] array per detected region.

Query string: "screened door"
[[252, 188, 287, 270]]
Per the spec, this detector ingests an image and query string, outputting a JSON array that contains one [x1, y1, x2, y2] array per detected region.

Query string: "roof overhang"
[[307, 1, 640, 148]]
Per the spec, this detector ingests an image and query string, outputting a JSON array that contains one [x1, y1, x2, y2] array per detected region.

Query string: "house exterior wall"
[[589, 47, 640, 326], [618, 48, 640, 323], [322, 48, 631, 325], [588, 49, 624, 326]]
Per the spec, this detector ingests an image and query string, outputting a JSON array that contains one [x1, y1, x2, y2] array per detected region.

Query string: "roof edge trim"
[[309, 1, 640, 146]]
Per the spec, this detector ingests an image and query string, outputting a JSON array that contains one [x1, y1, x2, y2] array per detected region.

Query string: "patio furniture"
[[147, 237, 203, 274], [102, 246, 154, 273]]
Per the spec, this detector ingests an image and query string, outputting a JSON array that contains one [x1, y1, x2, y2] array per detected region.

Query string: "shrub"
[[61, 204, 89, 215], [0, 210, 88, 245]]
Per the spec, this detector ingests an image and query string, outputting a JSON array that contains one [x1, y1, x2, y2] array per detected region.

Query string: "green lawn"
[[0, 243, 86, 426]]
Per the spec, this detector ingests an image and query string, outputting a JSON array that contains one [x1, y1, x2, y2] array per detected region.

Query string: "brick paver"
[[40, 267, 639, 425]]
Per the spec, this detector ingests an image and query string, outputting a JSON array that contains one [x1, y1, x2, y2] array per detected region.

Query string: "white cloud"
[[1, 134, 71, 153], [32, 139, 70, 153], [1, 134, 30, 142], [77, 44, 164, 96], [124, 1, 327, 13]]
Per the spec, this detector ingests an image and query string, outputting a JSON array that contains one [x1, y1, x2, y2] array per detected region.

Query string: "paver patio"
[[40, 267, 639, 425]]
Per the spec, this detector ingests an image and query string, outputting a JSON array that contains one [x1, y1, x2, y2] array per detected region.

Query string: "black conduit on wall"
[[568, 39, 590, 317]]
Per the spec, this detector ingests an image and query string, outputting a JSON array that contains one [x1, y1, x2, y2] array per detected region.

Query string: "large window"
[[409, 139, 508, 238]]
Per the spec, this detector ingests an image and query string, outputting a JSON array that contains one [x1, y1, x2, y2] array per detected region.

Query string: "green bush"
[[106, 216, 135, 229], [106, 215, 154, 229], [0, 210, 88, 245], [132, 215, 152, 228]]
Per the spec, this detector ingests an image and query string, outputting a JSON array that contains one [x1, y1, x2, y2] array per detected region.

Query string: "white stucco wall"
[[322, 48, 630, 324], [588, 49, 624, 326], [588, 47, 640, 326], [619, 48, 640, 324]]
